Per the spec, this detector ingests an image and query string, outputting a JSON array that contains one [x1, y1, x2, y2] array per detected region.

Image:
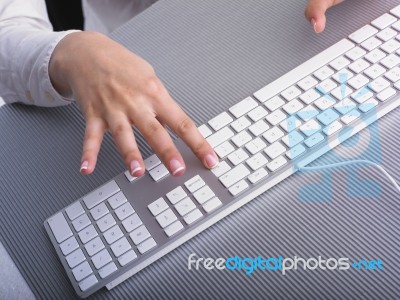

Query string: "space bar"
[[253, 38, 355, 102]]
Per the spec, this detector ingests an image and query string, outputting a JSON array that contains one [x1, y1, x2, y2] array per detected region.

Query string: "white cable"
[[298, 160, 400, 193]]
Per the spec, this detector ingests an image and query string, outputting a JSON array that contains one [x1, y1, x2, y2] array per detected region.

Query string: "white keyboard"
[[45, 5, 400, 298]]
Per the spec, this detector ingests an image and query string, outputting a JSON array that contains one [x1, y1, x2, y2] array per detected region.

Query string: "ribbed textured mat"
[[0, 0, 399, 299]]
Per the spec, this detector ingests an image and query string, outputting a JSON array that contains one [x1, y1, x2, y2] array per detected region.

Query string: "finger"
[[156, 95, 219, 170], [80, 117, 106, 175], [305, 0, 345, 33], [132, 112, 187, 176], [108, 114, 145, 177]]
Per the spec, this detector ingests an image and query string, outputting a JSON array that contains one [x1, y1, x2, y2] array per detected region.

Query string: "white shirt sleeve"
[[0, 0, 79, 107]]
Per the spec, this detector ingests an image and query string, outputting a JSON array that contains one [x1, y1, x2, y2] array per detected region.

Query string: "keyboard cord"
[[298, 160, 400, 194]]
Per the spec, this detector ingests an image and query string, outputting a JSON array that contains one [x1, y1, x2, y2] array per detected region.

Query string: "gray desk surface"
[[0, 0, 399, 299]]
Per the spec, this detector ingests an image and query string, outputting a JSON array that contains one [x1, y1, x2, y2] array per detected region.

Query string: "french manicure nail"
[[80, 161, 89, 172], [205, 154, 219, 169], [170, 159, 185, 176], [130, 160, 142, 176]]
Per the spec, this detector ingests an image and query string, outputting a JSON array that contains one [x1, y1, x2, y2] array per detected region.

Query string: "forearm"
[[0, 0, 78, 107]]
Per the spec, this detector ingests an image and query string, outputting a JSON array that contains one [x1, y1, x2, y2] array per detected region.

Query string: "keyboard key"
[[364, 64, 386, 80], [348, 74, 370, 90], [369, 77, 391, 93], [381, 39, 400, 53], [332, 68, 354, 84], [329, 56, 350, 71], [245, 137, 267, 155], [229, 97, 258, 118], [264, 95, 285, 110], [115, 202, 135, 221], [364, 48, 387, 63], [264, 141, 286, 160], [316, 78, 337, 94], [149, 164, 170, 181], [314, 66, 334, 81], [371, 13, 397, 30], [266, 156, 288, 172], [395, 80, 400, 90], [111, 237, 131, 257], [359, 98, 379, 113], [341, 110, 361, 125], [156, 209, 177, 228], [174, 197, 196, 216], [164, 221, 184, 237], [78, 225, 98, 244], [198, 124, 212, 138], [231, 116, 251, 132], [229, 180, 249, 196], [203, 197, 222, 213], [391, 5, 400, 18], [385, 66, 400, 82], [248, 168, 268, 184], [263, 127, 284, 143], [380, 53, 400, 69], [349, 58, 370, 74], [130, 225, 151, 245], [90, 202, 109, 221], [345, 46, 367, 61], [66, 249, 86, 268], [99, 262, 117, 279], [137, 238, 157, 254], [323, 120, 343, 136], [330, 85, 353, 101], [299, 89, 320, 104], [228, 148, 249, 165], [246, 152, 268, 171], [393, 20, 400, 31], [72, 261, 93, 282], [60, 236, 79, 256], [334, 98, 356, 115], [193, 185, 215, 204], [148, 197, 168, 216], [377, 87, 397, 101], [286, 144, 306, 160], [206, 126, 235, 148], [299, 119, 322, 137], [79, 274, 98, 292], [281, 131, 304, 147], [183, 209, 203, 225], [248, 119, 270, 136], [48, 212, 73, 243], [208, 111, 234, 131], [247, 106, 268, 122], [231, 131, 252, 148], [317, 108, 339, 126], [266, 109, 286, 126], [107, 191, 128, 210], [297, 105, 319, 121], [72, 213, 91, 233], [314, 95, 336, 110], [282, 99, 304, 115], [211, 161, 231, 177], [166, 186, 187, 204], [118, 250, 137, 266], [351, 88, 373, 104], [144, 154, 161, 171], [361, 37, 382, 51], [377, 27, 397, 42], [124, 171, 138, 183], [83, 180, 120, 210], [91, 248, 112, 269], [121, 213, 142, 233], [185, 175, 206, 193], [97, 213, 116, 233], [219, 164, 250, 188], [65, 202, 85, 221], [104, 225, 124, 245], [281, 85, 301, 101], [304, 133, 325, 148], [297, 76, 318, 91], [280, 115, 302, 132], [348, 25, 378, 43]]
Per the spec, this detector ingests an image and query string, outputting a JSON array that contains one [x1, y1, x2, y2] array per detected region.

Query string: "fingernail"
[[170, 159, 185, 176], [80, 161, 89, 173], [130, 160, 142, 176], [205, 153, 219, 169], [311, 18, 318, 33]]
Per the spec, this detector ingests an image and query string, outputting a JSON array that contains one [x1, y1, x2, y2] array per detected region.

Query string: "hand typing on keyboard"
[[305, 0, 346, 33], [49, 32, 219, 177]]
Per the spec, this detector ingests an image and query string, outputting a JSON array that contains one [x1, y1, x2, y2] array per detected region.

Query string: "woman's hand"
[[49, 31, 218, 177], [305, 0, 345, 33]]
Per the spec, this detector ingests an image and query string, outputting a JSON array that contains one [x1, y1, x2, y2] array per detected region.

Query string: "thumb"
[[305, 0, 345, 33]]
